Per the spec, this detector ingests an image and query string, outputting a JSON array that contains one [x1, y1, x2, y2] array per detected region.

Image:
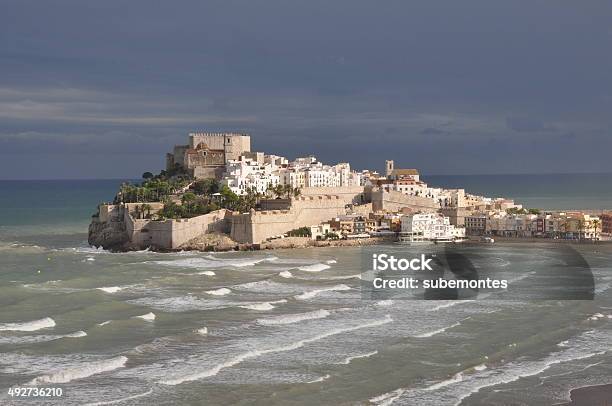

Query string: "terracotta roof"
[[391, 169, 420, 176]]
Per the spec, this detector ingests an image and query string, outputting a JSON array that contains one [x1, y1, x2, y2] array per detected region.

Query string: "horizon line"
[[2, 171, 612, 181]]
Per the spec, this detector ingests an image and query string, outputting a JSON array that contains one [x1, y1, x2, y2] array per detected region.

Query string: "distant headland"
[[88, 132, 611, 251]]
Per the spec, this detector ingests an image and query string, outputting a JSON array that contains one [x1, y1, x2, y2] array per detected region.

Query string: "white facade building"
[[399, 213, 465, 242]]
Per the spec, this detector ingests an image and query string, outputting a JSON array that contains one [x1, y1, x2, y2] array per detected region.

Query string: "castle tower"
[[385, 160, 394, 177]]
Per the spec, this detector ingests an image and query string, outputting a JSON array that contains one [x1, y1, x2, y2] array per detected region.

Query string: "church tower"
[[385, 160, 394, 178]]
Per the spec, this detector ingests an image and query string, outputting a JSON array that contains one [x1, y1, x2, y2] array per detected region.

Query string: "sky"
[[1, 0, 611, 179]]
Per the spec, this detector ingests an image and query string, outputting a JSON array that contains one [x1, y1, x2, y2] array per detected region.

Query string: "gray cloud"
[[1, 0, 612, 178]]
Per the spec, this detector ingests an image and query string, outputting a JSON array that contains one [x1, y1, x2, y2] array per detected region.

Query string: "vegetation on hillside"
[[115, 168, 303, 220], [286, 227, 312, 237], [506, 207, 540, 215]]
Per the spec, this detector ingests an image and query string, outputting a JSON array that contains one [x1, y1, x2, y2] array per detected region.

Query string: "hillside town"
[[89, 132, 611, 251]]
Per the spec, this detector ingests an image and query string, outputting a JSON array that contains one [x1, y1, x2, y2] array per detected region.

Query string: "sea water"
[[0, 178, 611, 405]]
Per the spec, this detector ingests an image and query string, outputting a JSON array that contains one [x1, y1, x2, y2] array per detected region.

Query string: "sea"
[[0, 175, 611, 405]]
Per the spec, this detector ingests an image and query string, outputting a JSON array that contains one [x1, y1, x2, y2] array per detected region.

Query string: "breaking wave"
[[153, 256, 277, 270], [84, 388, 154, 406], [240, 302, 274, 311], [0, 330, 87, 345], [0, 317, 56, 332], [323, 274, 362, 280], [369, 330, 610, 405], [97, 286, 123, 294], [27, 356, 128, 385], [257, 309, 331, 326], [297, 263, 331, 273], [239, 299, 288, 311], [205, 287, 231, 296], [134, 312, 156, 321], [429, 301, 473, 311], [415, 322, 461, 338], [308, 374, 331, 383], [159, 315, 392, 385], [338, 350, 378, 365], [295, 284, 351, 300], [279, 271, 293, 278]]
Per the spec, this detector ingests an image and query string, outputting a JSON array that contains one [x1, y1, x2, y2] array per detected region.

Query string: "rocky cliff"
[[88, 218, 130, 251]]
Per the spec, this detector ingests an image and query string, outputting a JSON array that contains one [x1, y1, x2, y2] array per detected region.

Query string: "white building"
[[221, 157, 280, 195], [399, 213, 465, 242]]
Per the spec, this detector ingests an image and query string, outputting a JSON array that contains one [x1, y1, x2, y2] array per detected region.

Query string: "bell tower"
[[385, 160, 394, 178]]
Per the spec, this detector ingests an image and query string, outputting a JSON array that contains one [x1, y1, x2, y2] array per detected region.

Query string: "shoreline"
[[151, 234, 612, 253]]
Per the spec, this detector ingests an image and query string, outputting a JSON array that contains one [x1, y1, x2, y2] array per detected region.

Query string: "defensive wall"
[[371, 188, 438, 213], [230, 194, 353, 244]]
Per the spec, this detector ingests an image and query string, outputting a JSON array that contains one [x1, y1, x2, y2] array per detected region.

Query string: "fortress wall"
[[230, 195, 352, 244], [371, 189, 438, 212], [170, 209, 229, 248], [352, 203, 373, 216], [124, 209, 229, 249], [300, 186, 366, 204], [99, 204, 122, 223], [260, 199, 292, 210]]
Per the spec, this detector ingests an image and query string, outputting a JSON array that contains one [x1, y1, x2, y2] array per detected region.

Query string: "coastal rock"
[[88, 219, 130, 251], [178, 233, 238, 252]]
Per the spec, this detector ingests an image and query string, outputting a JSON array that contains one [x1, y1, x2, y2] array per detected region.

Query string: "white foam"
[[425, 372, 464, 391], [205, 287, 231, 296], [415, 322, 461, 338], [154, 256, 277, 270], [295, 284, 351, 300], [429, 301, 473, 311], [326, 259, 337, 264], [257, 309, 331, 326], [97, 321, 112, 327], [198, 271, 215, 276], [240, 302, 275, 311], [0, 317, 56, 332], [84, 388, 154, 406], [279, 271, 293, 278], [135, 312, 156, 321], [308, 374, 331, 383], [97, 286, 122, 294], [65, 331, 87, 338], [27, 356, 128, 385], [370, 330, 610, 406], [375, 300, 394, 307], [338, 350, 378, 365], [240, 299, 287, 311], [0, 331, 88, 345], [370, 389, 405, 406], [297, 263, 331, 272], [159, 315, 392, 385], [324, 274, 362, 280], [195, 327, 208, 335]]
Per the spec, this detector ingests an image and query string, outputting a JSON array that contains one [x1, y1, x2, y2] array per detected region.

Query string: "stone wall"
[[371, 189, 438, 212], [92, 203, 230, 250], [125, 209, 230, 249], [260, 199, 292, 210], [230, 194, 356, 243], [300, 186, 366, 204]]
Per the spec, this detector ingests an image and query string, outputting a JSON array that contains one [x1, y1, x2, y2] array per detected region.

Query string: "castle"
[[166, 132, 251, 179]]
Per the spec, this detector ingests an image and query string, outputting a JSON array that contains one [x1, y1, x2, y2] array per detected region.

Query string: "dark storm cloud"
[[1, 0, 612, 178]]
